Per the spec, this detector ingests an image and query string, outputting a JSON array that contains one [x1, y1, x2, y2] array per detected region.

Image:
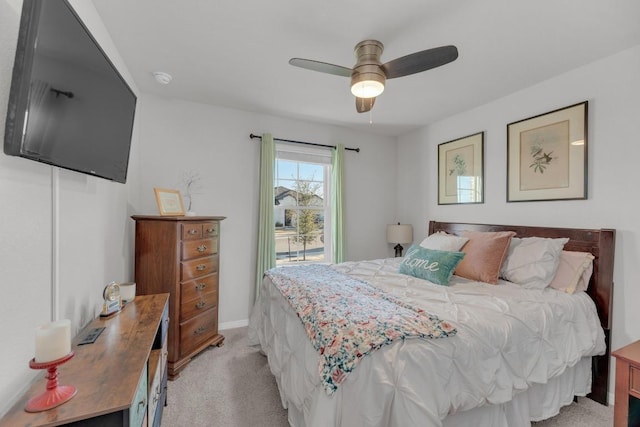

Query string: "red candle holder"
[[24, 351, 77, 413]]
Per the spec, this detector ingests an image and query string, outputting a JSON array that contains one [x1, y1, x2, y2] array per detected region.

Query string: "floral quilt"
[[264, 264, 457, 394]]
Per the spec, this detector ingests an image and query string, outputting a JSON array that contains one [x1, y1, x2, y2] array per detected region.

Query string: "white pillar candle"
[[34, 319, 71, 363]]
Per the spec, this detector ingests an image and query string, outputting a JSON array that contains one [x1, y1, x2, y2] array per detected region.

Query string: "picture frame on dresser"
[[154, 188, 185, 216], [507, 101, 588, 202]]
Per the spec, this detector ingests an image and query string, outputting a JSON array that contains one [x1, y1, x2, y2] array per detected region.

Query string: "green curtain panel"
[[255, 133, 276, 301], [332, 143, 345, 263]]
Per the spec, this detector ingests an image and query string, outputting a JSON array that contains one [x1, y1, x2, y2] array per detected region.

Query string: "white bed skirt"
[[282, 359, 590, 427]]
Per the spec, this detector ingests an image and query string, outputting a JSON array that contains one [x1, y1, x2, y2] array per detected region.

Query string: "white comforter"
[[248, 258, 606, 427]]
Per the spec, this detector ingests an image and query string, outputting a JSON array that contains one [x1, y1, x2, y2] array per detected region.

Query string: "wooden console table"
[[613, 340, 640, 427], [0, 294, 169, 427]]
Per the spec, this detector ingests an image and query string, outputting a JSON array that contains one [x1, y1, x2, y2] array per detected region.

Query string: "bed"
[[248, 221, 615, 426]]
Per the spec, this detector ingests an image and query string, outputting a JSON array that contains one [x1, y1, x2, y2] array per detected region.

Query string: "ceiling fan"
[[289, 40, 458, 113]]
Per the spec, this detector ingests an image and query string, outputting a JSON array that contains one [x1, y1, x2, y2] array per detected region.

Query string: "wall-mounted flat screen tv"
[[4, 0, 137, 184]]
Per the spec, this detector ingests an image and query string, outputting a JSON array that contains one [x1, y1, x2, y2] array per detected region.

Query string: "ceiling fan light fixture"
[[351, 79, 384, 98], [289, 38, 458, 111], [350, 70, 385, 98], [350, 41, 385, 99]]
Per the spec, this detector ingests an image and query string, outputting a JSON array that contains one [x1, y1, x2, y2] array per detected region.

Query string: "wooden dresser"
[[0, 294, 169, 427], [132, 215, 225, 379], [613, 340, 640, 427]]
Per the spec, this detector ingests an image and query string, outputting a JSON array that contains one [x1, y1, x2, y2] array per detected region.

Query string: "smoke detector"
[[152, 71, 172, 85]]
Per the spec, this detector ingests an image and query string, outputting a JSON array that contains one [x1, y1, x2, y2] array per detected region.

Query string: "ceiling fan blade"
[[289, 58, 352, 77], [355, 96, 375, 113], [382, 45, 458, 79]]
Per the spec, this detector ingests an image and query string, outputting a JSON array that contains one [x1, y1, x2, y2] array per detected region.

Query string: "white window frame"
[[275, 143, 332, 264]]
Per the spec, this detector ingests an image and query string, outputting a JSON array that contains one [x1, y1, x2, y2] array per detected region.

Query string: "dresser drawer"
[[202, 222, 218, 238], [182, 222, 219, 241], [181, 256, 218, 281], [632, 366, 640, 396], [181, 274, 218, 303], [182, 238, 218, 260], [181, 290, 218, 321], [182, 223, 203, 240], [130, 363, 148, 427], [180, 308, 218, 356]]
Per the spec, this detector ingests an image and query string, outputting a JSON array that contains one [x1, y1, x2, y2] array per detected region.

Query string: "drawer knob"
[[188, 229, 198, 235], [195, 283, 207, 291], [196, 264, 206, 271], [196, 300, 206, 309], [194, 326, 207, 335], [197, 244, 207, 252], [206, 228, 215, 234]]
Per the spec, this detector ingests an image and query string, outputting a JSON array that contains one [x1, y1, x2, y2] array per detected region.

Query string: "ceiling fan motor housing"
[[351, 40, 386, 98]]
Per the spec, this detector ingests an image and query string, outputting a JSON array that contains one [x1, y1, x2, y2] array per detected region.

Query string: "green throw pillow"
[[399, 245, 465, 286]]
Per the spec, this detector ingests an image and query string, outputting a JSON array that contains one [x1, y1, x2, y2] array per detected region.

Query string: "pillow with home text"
[[399, 245, 465, 286]]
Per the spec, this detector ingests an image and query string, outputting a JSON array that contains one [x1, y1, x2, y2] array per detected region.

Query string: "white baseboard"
[[219, 319, 249, 331]]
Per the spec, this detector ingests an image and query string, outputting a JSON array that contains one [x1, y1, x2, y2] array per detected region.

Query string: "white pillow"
[[500, 237, 569, 289], [420, 231, 469, 252], [549, 251, 594, 294]]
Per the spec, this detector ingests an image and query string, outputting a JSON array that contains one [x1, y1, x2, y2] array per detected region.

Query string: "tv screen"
[[4, 0, 137, 184]]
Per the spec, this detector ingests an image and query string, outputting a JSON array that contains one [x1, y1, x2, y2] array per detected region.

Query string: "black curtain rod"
[[249, 133, 360, 153]]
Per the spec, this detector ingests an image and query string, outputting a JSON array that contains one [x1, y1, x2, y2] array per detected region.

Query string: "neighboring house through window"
[[275, 143, 332, 265]]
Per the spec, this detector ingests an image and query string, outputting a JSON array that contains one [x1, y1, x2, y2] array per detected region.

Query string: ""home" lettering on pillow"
[[402, 248, 440, 271]]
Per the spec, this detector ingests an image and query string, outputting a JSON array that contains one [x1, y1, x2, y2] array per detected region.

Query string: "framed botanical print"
[[438, 132, 484, 205], [507, 101, 587, 202]]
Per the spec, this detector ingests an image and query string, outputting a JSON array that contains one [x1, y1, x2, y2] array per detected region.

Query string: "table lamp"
[[386, 222, 413, 257]]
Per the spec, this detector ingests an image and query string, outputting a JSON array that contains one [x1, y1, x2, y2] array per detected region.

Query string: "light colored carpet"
[[162, 327, 613, 426], [162, 327, 288, 427]]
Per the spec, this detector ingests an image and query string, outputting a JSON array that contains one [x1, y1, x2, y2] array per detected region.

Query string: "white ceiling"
[[92, 0, 640, 137]]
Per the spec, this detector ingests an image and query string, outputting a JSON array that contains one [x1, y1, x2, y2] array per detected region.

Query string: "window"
[[274, 144, 332, 265]]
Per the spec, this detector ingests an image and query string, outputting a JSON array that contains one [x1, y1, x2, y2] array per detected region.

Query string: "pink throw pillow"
[[454, 231, 516, 284], [549, 251, 594, 294]]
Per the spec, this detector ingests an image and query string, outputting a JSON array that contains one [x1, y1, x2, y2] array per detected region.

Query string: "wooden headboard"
[[428, 220, 616, 405]]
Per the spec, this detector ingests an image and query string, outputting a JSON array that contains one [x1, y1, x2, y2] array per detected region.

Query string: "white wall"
[[0, 0, 140, 416], [0, 1, 397, 414], [4, 0, 632, 416], [397, 44, 640, 397], [134, 94, 398, 327]]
